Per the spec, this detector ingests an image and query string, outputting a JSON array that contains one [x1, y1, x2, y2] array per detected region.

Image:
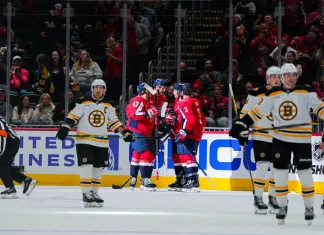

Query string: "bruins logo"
[[279, 101, 297, 121], [88, 110, 105, 127]]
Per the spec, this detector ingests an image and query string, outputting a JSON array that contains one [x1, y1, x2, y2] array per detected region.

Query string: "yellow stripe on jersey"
[[240, 109, 248, 119], [273, 130, 312, 139], [285, 127, 312, 131], [252, 132, 272, 139], [81, 101, 94, 105], [101, 102, 112, 107], [108, 120, 123, 132], [68, 113, 80, 120], [268, 90, 284, 97], [252, 107, 264, 118], [75, 137, 108, 143], [318, 108, 324, 119], [256, 93, 265, 97], [313, 103, 324, 115], [293, 90, 309, 94]]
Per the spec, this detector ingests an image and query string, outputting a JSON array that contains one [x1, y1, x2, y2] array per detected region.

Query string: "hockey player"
[[56, 79, 134, 207], [150, 78, 167, 108], [0, 116, 37, 199], [230, 63, 323, 225], [175, 83, 206, 192], [240, 66, 281, 214], [164, 83, 185, 191], [126, 83, 159, 191]]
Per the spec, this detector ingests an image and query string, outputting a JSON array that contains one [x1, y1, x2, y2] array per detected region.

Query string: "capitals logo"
[[313, 142, 324, 161]]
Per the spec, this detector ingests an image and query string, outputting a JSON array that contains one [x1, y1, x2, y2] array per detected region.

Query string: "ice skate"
[[276, 206, 288, 225], [22, 177, 37, 196], [254, 196, 268, 214], [268, 195, 279, 214], [304, 207, 315, 226], [1, 187, 18, 199], [129, 177, 137, 191], [321, 197, 324, 214], [82, 192, 96, 208], [182, 179, 200, 193], [168, 177, 183, 192], [140, 178, 156, 192], [91, 191, 104, 208]]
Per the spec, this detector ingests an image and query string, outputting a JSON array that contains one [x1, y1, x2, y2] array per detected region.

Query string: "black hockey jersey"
[[0, 116, 19, 156]]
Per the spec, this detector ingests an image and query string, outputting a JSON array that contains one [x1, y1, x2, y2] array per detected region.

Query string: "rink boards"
[[7, 128, 324, 193]]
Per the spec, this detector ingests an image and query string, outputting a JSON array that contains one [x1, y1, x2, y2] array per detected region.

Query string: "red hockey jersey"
[[149, 93, 167, 108], [126, 95, 155, 137], [178, 97, 206, 141], [170, 98, 180, 140]]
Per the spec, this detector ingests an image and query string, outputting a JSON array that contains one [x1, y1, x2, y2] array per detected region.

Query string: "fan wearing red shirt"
[[175, 83, 206, 192]]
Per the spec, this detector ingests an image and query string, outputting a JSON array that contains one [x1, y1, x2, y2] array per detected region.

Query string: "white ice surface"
[[0, 186, 323, 235]]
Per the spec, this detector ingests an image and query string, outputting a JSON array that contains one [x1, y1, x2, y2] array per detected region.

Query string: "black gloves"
[[122, 129, 135, 142], [56, 123, 71, 140], [229, 120, 249, 146]]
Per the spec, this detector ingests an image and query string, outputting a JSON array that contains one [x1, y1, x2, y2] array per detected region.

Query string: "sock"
[[91, 167, 102, 193], [148, 166, 154, 178], [130, 164, 139, 178], [80, 164, 93, 194], [268, 163, 276, 197], [275, 169, 289, 207], [140, 165, 149, 179], [298, 169, 314, 208], [253, 161, 269, 197], [186, 163, 198, 180]]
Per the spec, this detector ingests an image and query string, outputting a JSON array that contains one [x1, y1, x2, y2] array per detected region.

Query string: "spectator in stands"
[[166, 85, 175, 108], [50, 50, 66, 103], [0, 49, 5, 84], [270, 34, 291, 62], [207, 84, 229, 127], [126, 15, 152, 90], [264, 15, 278, 36], [0, 29, 25, 58], [193, 60, 222, 99], [234, 0, 256, 32], [315, 42, 324, 80], [33, 54, 55, 96], [10, 56, 28, 92], [245, 80, 255, 94], [31, 93, 55, 125], [250, 23, 278, 68], [52, 89, 76, 123], [191, 85, 208, 117], [49, 3, 63, 16], [0, 87, 12, 119], [104, 37, 123, 102], [257, 55, 277, 86], [12, 95, 33, 124], [285, 48, 303, 76], [70, 49, 103, 100], [282, 0, 306, 37], [305, 0, 324, 30]]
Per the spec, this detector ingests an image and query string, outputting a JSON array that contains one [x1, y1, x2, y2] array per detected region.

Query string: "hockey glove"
[[238, 130, 249, 146], [175, 129, 188, 143], [229, 120, 248, 140], [122, 129, 135, 142], [146, 107, 159, 118], [56, 123, 71, 140]]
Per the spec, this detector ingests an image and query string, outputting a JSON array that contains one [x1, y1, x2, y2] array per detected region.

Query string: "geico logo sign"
[[128, 138, 256, 171]]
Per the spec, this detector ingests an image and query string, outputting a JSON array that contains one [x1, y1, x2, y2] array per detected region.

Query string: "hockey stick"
[[154, 92, 159, 180], [112, 177, 132, 189], [243, 143, 255, 195], [67, 134, 159, 139], [248, 120, 324, 133], [230, 84, 254, 194]]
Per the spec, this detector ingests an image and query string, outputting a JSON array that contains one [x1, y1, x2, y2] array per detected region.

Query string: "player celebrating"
[[230, 63, 324, 225], [240, 66, 281, 214], [150, 78, 167, 108], [126, 83, 159, 191], [165, 83, 185, 191], [175, 83, 206, 192], [56, 79, 134, 207], [0, 116, 37, 199]]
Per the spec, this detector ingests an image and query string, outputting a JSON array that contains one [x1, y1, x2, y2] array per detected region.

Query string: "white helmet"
[[91, 79, 106, 95], [280, 63, 298, 87], [266, 66, 281, 84]]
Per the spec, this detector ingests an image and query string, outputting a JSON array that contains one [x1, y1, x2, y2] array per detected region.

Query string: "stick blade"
[[112, 184, 123, 189], [144, 83, 157, 95]]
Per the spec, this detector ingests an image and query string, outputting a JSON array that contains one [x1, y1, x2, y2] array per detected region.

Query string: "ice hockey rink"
[[0, 186, 323, 235]]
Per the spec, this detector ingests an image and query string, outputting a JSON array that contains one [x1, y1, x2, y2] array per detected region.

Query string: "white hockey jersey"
[[66, 96, 123, 148], [240, 87, 273, 143], [247, 85, 324, 144]]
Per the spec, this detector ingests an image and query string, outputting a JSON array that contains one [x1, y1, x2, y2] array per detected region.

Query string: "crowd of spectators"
[[1, 0, 324, 128]]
